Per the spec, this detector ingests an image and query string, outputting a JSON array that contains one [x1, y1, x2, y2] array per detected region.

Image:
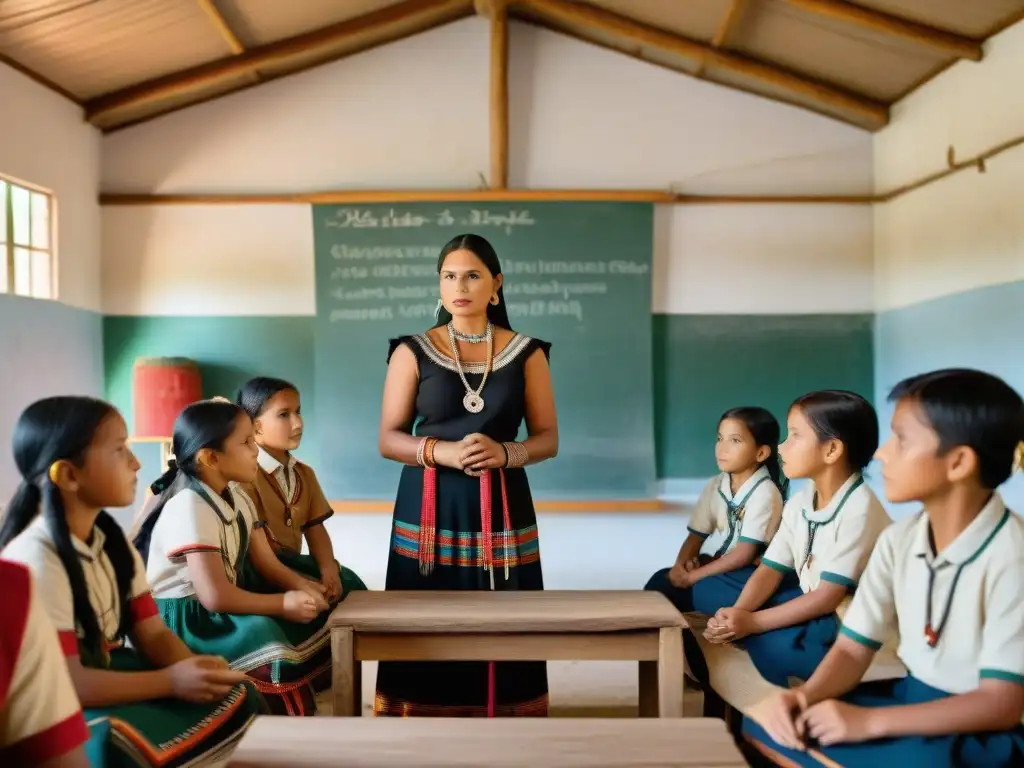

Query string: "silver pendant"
[[463, 392, 485, 413]]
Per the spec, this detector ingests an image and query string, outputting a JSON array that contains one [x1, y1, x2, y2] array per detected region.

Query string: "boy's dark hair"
[[790, 390, 879, 471], [235, 376, 299, 420], [889, 368, 1024, 489]]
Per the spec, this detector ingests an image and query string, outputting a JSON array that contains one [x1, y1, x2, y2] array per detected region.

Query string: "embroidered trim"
[[412, 333, 534, 374], [373, 691, 549, 717]]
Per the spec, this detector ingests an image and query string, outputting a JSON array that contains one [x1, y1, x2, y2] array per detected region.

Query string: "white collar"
[[912, 493, 1009, 566], [257, 446, 296, 475], [802, 472, 863, 525], [719, 465, 770, 502]]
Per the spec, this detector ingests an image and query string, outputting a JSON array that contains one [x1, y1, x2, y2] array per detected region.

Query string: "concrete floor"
[[317, 660, 704, 718]]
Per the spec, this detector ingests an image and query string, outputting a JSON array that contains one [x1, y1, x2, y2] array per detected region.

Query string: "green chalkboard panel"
[[653, 313, 875, 478], [312, 202, 656, 500]]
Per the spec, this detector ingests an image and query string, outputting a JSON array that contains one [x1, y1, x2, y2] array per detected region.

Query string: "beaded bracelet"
[[423, 437, 438, 468], [502, 441, 529, 468]]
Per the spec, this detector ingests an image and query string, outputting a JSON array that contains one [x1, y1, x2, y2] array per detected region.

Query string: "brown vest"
[[237, 462, 333, 553]]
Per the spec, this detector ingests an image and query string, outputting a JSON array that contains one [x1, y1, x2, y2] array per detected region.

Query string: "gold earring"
[[490, 294, 499, 305], [48, 461, 63, 484]]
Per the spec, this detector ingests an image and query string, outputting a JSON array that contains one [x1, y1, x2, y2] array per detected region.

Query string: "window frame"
[[1, 174, 57, 300]]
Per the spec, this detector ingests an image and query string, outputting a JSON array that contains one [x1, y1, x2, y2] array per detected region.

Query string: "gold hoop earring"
[[490, 295, 499, 306]]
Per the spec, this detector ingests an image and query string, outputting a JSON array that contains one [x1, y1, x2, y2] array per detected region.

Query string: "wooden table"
[[228, 717, 745, 767], [328, 590, 687, 718]]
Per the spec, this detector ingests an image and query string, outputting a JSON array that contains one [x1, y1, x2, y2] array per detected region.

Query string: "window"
[[1, 176, 55, 299]]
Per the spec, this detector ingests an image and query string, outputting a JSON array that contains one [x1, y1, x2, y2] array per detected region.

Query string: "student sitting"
[[0, 558, 90, 767], [692, 390, 891, 688], [234, 376, 366, 602], [134, 399, 333, 716], [747, 368, 1024, 767], [1, 396, 261, 768], [645, 406, 786, 613]]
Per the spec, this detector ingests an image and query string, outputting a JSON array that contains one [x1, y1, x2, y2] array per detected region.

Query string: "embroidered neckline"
[[413, 332, 534, 374]]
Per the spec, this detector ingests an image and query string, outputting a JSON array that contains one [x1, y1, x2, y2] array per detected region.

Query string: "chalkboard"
[[311, 202, 655, 500]]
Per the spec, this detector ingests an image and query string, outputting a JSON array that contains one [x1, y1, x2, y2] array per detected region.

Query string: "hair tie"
[[1014, 441, 1024, 474]]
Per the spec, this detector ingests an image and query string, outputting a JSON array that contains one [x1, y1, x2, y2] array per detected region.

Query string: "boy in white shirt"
[[747, 368, 1024, 767]]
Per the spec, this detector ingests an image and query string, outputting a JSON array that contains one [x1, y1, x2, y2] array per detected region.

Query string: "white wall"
[[874, 18, 1024, 314], [0, 63, 104, 498], [102, 19, 874, 318], [0, 64, 102, 312], [100, 18, 875, 588], [873, 18, 1024, 513]]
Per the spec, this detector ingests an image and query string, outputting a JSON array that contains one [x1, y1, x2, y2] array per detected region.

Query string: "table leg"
[[638, 660, 658, 717], [331, 627, 357, 717], [657, 627, 684, 718]]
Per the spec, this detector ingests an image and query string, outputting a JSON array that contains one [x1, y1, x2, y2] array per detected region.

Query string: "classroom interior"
[[2, 0, 1024, 743]]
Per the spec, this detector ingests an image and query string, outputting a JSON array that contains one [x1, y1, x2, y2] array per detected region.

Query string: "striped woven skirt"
[[156, 561, 339, 717], [83, 649, 263, 767], [374, 464, 549, 717]]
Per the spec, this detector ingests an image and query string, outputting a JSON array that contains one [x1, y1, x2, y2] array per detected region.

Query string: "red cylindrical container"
[[132, 357, 203, 438]]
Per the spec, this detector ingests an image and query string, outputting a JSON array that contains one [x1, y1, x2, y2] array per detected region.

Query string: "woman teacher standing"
[[375, 233, 559, 717]]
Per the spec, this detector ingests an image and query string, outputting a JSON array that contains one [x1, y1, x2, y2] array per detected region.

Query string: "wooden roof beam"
[[197, 0, 246, 55], [84, 0, 474, 123], [513, 0, 888, 129], [695, 0, 749, 77], [475, 0, 510, 188], [777, 0, 983, 61]]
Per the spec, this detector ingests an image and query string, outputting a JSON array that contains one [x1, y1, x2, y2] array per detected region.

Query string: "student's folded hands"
[[753, 688, 875, 751], [703, 607, 756, 643], [299, 580, 331, 612]]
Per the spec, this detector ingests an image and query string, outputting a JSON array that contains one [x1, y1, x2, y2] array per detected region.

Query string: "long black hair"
[[720, 406, 789, 500], [889, 368, 1024, 490], [791, 390, 879, 471], [133, 399, 247, 562], [0, 396, 136, 663], [432, 233, 513, 330], [236, 376, 298, 420]]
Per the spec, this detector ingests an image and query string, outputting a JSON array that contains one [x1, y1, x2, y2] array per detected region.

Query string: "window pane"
[[0, 247, 8, 292], [30, 192, 49, 249], [11, 185, 30, 246], [0, 180, 8, 244], [30, 249, 51, 298], [14, 247, 31, 296]]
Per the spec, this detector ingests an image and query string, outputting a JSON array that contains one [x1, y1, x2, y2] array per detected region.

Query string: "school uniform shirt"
[[146, 481, 259, 599], [0, 559, 89, 764], [235, 447, 334, 554], [2, 517, 159, 659], [840, 493, 1024, 718], [688, 466, 784, 554], [762, 473, 891, 599]]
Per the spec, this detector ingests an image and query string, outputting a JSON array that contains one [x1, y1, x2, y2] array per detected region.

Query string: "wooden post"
[[490, 0, 509, 189]]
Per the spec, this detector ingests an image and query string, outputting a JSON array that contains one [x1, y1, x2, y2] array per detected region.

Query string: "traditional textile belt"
[[418, 467, 513, 583], [418, 466, 514, 718]]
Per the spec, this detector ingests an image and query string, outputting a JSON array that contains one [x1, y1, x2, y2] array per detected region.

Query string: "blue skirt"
[[689, 568, 838, 687], [743, 675, 1024, 767]]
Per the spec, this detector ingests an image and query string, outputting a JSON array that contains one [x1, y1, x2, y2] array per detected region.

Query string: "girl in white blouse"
[[1, 396, 260, 768], [133, 398, 333, 716]]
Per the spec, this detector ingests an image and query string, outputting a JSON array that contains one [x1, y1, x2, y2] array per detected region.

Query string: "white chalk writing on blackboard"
[[324, 208, 536, 235]]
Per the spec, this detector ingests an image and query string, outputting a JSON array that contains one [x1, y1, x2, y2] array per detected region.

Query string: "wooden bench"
[[328, 590, 687, 718], [228, 716, 746, 767]]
